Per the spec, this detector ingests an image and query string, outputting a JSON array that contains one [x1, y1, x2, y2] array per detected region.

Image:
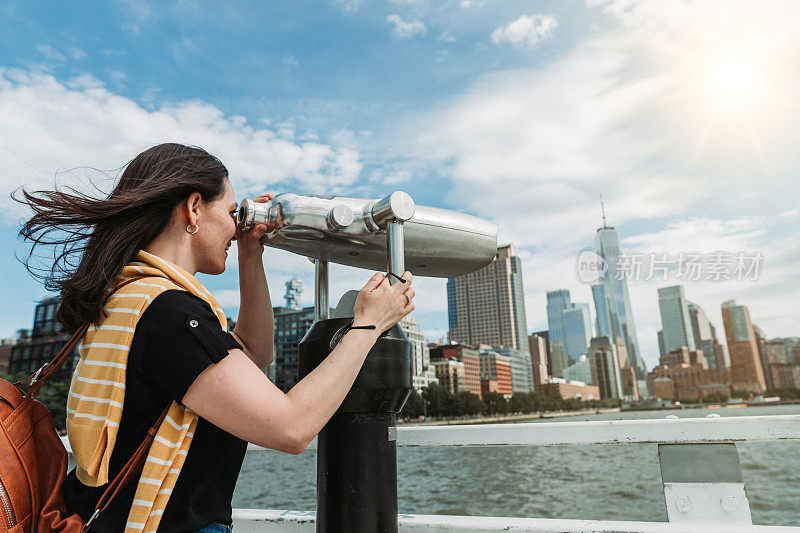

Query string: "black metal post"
[[298, 319, 412, 533]]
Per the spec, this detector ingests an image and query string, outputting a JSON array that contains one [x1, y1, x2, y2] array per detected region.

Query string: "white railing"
[[60, 415, 800, 532], [59, 414, 800, 454]]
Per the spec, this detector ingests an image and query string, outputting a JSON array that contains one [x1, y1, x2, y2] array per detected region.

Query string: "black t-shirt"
[[64, 290, 247, 532]]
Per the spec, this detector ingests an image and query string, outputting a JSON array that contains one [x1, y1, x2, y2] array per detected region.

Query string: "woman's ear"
[[184, 192, 203, 226]]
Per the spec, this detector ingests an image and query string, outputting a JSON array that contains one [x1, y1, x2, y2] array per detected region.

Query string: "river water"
[[232, 404, 800, 526]]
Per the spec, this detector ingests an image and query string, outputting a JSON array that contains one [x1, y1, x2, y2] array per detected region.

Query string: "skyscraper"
[[447, 244, 529, 353], [563, 302, 591, 362], [592, 284, 619, 340], [657, 285, 696, 353], [546, 290, 569, 378], [721, 300, 766, 393], [588, 336, 624, 400], [546, 289, 592, 376], [688, 301, 727, 369], [595, 222, 646, 377], [528, 333, 549, 388]]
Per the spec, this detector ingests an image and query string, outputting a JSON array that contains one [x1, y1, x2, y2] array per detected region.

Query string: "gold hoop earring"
[[186, 224, 199, 235]]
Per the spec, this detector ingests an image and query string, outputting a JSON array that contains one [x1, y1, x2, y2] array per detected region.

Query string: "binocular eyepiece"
[[233, 192, 498, 278]]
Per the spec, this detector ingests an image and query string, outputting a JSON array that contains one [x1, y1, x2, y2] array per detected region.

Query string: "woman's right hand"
[[353, 271, 415, 331]]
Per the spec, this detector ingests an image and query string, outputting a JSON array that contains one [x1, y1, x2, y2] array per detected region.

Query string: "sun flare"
[[702, 50, 765, 108]]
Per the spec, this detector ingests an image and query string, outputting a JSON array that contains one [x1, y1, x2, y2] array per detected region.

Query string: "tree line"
[[400, 382, 620, 420]]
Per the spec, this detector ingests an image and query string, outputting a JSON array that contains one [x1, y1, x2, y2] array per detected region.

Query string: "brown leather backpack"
[[0, 279, 168, 532]]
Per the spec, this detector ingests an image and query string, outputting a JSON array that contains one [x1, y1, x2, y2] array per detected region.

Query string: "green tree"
[[422, 382, 452, 417], [482, 391, 508, 416], [400, 389, 424, 418]]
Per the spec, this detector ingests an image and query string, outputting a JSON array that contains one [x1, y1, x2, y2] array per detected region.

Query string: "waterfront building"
[[657, 330, 666, 358], [657, 285, 696, 353], [721, 300, 767, 393], [595, 220, 647, 377], [528, 333, 549, 389], [399, 315, 438, 392], [478, 351, 512, 397], [758, 339, 790, 390], [447, 244, 529, 354], [648, 360, 730, 401], [429, 343, 481, 397], [492, 347, 534, 394], [431, 359, 464, 394], [588, 336, 623, 400], [563, 354, 593, 385], [770, 337, 800, 363], [539, 378, 601, 401], [768, 363, 800, 389], [8, 297, 76, 381]]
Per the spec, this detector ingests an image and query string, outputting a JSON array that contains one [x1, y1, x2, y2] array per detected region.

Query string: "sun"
[[702, 50, 765, 108]]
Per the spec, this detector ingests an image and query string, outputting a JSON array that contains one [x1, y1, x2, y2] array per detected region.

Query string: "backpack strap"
[[27, 276, 147, 395], [83, 405, 171, 531], [23, 275, 172, 531]]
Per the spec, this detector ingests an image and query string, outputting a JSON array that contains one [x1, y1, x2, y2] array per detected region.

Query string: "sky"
[[1, 0, 799, 369]]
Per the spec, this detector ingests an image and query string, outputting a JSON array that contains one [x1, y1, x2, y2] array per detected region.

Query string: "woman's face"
[[196, 178, 238, 275]]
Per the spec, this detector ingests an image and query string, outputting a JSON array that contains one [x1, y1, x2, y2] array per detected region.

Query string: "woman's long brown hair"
[[15, 143, 229, 334]]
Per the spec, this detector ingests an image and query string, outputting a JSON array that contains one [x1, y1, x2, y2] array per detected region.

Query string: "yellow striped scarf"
[[66, 250, 228, 532]]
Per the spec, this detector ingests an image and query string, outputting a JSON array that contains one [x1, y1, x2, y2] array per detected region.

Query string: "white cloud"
[[0, 68, 363, 219], [397, 0, 800, 363], [436, 31, 457, 43], [490, 14, 557, 48], [387, 14, 427, 39], [35, 44, 66, 62]]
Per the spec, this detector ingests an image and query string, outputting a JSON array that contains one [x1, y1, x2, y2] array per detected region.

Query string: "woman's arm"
[[231, 253, 273, 369], [182, 271, 415, 454], [230, 192, 275, 370]]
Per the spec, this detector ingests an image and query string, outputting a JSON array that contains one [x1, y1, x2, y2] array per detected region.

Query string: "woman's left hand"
[[235, 193, 275, 262]]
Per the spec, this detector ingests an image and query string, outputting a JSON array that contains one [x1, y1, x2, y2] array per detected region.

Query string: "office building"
[[490, 347, 534, 394], [592, 284, 613, 340], [588, 336, 623, 400], [9, 298, 75, 381], [399, 315, 438, 392], [721, 300, 767, 393], [429, 343, 481, 397], [758, 339, 790, 390], [563, 354, 593, 385], [595, 220, 646, 377], [528, 333, 549, 388], [539, 378, 601, 400], [479, 351, 513, 397], [686, 300, 732, 369], [447, 244, 529, 353], [546, 289, 591, 376], [658, 285, 695, 353], [272, 305, 315, 392], [531, 330, 552, 376], [431, 359, 464, 394]]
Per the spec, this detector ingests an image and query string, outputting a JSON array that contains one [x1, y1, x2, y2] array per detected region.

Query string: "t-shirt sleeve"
[[133, 290, 242, 404]]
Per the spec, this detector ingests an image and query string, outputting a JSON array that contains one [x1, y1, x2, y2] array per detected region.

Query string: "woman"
[[17, 143, 414, 532]]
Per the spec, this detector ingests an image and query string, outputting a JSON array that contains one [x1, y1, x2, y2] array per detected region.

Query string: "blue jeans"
[[195, 523, 233, 533]]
